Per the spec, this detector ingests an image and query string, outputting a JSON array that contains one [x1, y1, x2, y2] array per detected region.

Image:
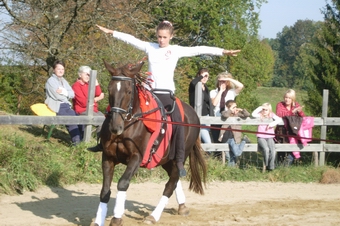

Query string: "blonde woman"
[[252, 103, 282, 171], [209, 71, 244, 144], [275, 89, 305, 165], [210, 71, 244, 117]]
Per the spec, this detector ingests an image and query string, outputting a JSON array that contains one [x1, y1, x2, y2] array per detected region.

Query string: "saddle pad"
[[138, 88, 172, 169], [30, 103, 56, 116], [138, 89, 159, 132], [140, 115, 172, 169]]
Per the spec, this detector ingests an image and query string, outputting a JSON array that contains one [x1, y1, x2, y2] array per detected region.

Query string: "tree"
[[0, 0, 270, 113], [306, 0, 340, 141], [272, 20, 322, 89], [0, 0, 153, 113]]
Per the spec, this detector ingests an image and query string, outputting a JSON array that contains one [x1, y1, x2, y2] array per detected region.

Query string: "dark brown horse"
[[92, 59, 207, 226]]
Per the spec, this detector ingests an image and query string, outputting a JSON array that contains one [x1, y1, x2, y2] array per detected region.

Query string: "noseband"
[[110, 76, 135, 121]]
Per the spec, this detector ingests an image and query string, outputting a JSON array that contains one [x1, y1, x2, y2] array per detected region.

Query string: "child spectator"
[[219, 100, 250, 166], [252, 103, 283, 171]]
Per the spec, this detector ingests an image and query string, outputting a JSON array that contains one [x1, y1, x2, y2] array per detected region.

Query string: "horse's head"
[[103, 59, 144, 135]]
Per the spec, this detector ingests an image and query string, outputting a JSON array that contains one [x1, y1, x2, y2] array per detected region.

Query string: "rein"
[[109, 75, 161, 121]]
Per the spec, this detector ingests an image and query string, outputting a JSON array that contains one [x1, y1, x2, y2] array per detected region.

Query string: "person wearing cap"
[[72, 65, 105, 142]]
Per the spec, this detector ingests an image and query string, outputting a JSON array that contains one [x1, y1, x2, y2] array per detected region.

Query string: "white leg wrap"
[[94, 202, 108, 226], [175, 180, 186, 204], [113, 191, 127, 218], [151, 195, 169, 222]]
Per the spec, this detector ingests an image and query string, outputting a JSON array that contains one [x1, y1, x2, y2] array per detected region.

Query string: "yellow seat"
[[30, 103, 56, 116], [30, 103, 57, 139]]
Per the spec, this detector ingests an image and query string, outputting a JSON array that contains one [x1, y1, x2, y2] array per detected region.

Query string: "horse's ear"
[[103, 59, 119, 76], [127, 60, 144, 77]]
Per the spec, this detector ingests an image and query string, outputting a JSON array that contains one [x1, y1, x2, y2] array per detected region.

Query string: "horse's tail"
[[188, 138, 207, 195]]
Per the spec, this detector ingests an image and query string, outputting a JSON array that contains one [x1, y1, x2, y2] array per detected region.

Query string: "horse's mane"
[[104, 58, 153, 90]]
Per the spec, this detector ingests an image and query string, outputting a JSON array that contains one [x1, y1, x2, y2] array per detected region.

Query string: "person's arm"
[[221, 109, 233, 120], [252, 106, 263, 118], [63, 79, 75, 99], [45, 77, 67, 102], [222, 49, 241, 56], [189, 76, 203, 108], [190, 75, 203, 87], [97, 25, 149, 52], [268, 113, 283, 128], [238, 108, 250, 118], [94, 92, 104, 103], [292, 102, 306, 117], [226, 78, 244, 94], [177, 45, 241, 58]]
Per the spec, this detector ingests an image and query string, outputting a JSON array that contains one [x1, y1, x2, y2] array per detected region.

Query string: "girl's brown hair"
[[196, 68, 209, 77], [156, 20, 174, 35]]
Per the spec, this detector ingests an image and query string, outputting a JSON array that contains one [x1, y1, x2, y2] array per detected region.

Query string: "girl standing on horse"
[[96, 21, 240, 177]]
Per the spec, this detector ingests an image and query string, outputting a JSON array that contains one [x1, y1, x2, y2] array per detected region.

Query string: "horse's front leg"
[[145, 161, 181, 224], [93, 155, 115, 226], [110, 153, 141, 226]]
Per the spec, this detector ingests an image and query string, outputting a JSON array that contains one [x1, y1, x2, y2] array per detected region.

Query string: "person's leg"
[[267, 138, 276, 170], [87, 111, 105, 152], [257, 137, 269, 167], [157, 94, 186, 177], [58, 103, 81, 145], [227, 138, 245, 157], [200, 126, 212, 144]]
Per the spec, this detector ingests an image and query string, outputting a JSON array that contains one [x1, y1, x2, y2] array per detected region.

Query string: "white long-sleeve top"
[[252, 106, 283, 138], [113, 31, 224, 93]]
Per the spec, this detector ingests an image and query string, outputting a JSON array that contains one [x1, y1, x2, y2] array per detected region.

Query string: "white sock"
[[94, 202, 107, 226], [175, 180, 186, 204], [151, 196, 169, 222], [113, 191, 127, 218]]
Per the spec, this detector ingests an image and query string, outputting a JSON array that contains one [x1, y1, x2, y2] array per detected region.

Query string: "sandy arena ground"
[[1, 181, 340, 226]]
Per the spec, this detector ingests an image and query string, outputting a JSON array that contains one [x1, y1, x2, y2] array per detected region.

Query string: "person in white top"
[[252, 103, 283, 171], [96, 21, 240, 177], [209, 71, 244, 146]]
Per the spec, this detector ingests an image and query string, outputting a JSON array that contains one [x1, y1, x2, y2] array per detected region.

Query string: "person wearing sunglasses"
[[189, 68, 214, 145]]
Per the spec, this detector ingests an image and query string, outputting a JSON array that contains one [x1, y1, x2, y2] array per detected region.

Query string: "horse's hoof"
[[178, 204, 190, 216], [109, 217, 123, 226], [144, 215, 156, 224]]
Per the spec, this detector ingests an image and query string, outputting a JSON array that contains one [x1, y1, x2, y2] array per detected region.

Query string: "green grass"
[[0, 87, 336, 195]]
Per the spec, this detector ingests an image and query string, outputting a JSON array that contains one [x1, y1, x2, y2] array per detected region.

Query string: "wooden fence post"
[[319, 89, 328, 166], [83, 70, 97, 142], [194, 82, 202, 117], [195, 81, 226, 164]]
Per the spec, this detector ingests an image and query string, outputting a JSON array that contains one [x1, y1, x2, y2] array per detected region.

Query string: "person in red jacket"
[[275, 89, 305, 165], [72, 66, 104, 142]]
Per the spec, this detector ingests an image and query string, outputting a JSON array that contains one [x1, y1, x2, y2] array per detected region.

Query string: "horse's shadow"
[[15, 185, 166, 225]]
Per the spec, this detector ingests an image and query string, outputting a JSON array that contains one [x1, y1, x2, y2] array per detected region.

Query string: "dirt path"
[[1, 181, 340, 226]]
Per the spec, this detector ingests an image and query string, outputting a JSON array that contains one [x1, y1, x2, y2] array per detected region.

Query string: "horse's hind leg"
[[175, 180, 190, 216], [93, 157, 115, 226], [145, 162, 184, 224]]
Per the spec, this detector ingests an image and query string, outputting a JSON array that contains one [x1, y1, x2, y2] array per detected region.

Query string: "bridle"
[[109, 76, 135, 121]]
